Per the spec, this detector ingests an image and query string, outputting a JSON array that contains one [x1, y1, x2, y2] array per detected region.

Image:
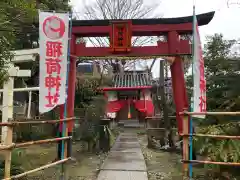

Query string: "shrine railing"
[[180, 111, 240, 178], [0, 117, 79, 180]]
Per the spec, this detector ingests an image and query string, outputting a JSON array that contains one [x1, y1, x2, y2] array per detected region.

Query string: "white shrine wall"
[[106, 91, 117, 118], [140, 89, 152, 101]]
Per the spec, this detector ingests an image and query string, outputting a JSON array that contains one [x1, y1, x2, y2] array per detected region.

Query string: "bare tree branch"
[[150, 58, 157, 71], [77, 0, 162, 70]]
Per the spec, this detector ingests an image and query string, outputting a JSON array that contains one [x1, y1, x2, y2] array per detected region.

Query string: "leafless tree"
[[74, 0, 162, 70]]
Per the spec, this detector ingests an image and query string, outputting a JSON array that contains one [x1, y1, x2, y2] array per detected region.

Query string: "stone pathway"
[[97, 132, 148, 180]]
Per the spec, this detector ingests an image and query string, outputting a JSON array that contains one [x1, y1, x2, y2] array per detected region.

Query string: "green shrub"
[[0, 150, 25, 179], [194, 122, 240, 177], [13, 109, 59, 142]]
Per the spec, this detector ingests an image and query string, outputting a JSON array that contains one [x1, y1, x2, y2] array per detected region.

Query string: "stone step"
[[118, 119, 144, 128]]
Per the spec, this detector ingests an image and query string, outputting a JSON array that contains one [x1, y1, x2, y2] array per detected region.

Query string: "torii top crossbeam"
[[71, 11, 215, 57], [72, 11, 214, 36]]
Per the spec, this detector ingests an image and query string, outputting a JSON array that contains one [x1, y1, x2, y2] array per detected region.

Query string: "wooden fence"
[[0, 117, 79, 179], [180, 111, 240, 178]]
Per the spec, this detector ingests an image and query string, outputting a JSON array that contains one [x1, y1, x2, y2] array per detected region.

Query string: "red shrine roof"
[[102, 71, 152, 91]]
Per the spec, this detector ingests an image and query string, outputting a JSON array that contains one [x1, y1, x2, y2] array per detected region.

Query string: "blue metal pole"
[[61, 12, 73, 160], [60, 12, 73, 180], [189, 5, 196, 179], [189, 98, 193, 178]]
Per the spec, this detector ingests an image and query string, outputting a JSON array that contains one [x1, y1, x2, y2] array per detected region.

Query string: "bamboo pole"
[[0, 136, 72, 150], [4, 125, 13, 179], [145, 116, 176, 120], [180, 133, 240, 140], [182, 113, 189, 177], [147, 128, 177, 130], [0, 117, 79, 127], [3, 158, 71, 180], [182, 160, 240, 166], [180, 111, 240, 116], [63, 124, 69, 179]]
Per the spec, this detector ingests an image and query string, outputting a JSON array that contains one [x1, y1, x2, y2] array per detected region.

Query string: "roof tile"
[[113, 71, 152, 88]]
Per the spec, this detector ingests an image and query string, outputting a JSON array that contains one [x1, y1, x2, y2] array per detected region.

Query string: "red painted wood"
[[66, 35, 77, 132], [168, 31, 180, 54], [170, 56, 189, 134], [59, 35, 77, 133], [72, 23, 192, 37], [75, 40, 190, 56], [72, 26, 111, 37]]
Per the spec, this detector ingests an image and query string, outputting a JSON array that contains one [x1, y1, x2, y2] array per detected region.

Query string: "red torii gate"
[[60, 11, 215, 147]]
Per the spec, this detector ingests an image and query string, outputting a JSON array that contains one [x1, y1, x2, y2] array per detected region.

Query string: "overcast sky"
[[70, 0, 240, 77]]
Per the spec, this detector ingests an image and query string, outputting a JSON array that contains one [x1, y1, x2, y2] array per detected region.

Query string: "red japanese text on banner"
[[39, 11, 69, 113], [193, 12, 207, 118]]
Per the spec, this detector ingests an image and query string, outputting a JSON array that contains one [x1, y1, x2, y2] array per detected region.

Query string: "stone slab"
[[112, 142, 140, 151], [97, 170, 148, 180], [97, 132, 148, 180], [101, 152, 146, 171]]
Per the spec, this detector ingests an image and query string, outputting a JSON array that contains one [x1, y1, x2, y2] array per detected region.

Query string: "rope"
[[77, 55, 179, 60]]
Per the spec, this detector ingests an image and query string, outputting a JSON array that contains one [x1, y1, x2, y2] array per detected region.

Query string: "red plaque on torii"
[[110, 20, 132, 53]]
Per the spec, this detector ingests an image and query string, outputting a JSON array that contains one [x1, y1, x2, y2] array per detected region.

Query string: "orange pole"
[[0, 137, 72, 150], [0, 117, 76, 127], [183, 160, 240, 166], [182, 113, 189, 177], [180, 111, 240, 116], [180, 133, 240, 140], [4, 158, 71, 180]]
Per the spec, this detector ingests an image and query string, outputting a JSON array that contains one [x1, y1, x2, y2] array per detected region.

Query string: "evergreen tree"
[[0, 0, 71, 85]]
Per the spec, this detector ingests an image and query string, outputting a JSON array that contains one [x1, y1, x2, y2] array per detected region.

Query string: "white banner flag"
[[39, 11, 69, 113], [193, 7, 207, 118]]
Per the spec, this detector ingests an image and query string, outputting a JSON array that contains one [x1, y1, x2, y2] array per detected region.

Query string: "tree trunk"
[[88, 140, 93, 152], [159, 60, 175, 148]]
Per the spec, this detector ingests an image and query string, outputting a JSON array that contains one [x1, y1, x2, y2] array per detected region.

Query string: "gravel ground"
[[8, 128, 121, 180], [138, 134, 183, 180], [137, 133, 209, 180], [16, 142, 108, 180]]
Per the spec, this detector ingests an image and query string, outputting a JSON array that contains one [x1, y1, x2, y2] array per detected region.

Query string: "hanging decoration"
[[77, 55, 176, 61]]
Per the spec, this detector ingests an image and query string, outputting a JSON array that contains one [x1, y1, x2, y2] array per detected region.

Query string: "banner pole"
[[189, 5, 196, 179], [60, 12, 73, 180]]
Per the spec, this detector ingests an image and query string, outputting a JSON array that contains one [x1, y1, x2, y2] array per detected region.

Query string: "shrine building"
[[102, 69, 154, 123]]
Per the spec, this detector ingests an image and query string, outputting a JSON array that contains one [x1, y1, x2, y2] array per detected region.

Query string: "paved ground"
[[97, 132, 148, 180]]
